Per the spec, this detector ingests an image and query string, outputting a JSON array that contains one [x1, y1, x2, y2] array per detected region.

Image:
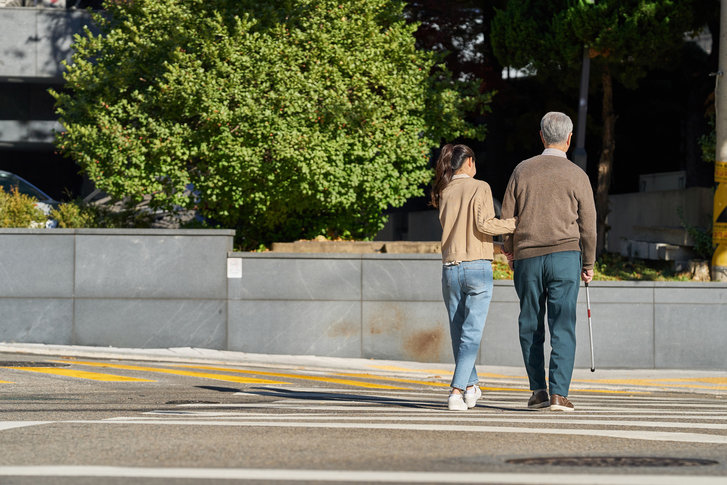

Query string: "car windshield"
[[0, 173, 52, 202]]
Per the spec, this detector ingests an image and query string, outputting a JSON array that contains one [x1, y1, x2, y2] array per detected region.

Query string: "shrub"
[[678, 207, 714, 261], [50, 198, 157, 229], [50, 202, 95, 228], [0, 187, 47, 228]]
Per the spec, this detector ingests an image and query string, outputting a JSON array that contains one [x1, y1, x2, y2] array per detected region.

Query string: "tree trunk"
[[596, 67, 616, 256]]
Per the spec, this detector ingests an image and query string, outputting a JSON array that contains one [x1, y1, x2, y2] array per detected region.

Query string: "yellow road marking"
[[691, 377, 727, 385], [337, 372, 451, 388], [367, 365, 453, 374], [339, 373, 644, 394], [174, 365, 407, 390], [366, 365, 529, 381], [0, 380, 13, 383], [7, 367, 152, 382], [56, 361, 289, 385], [575, 378, 727, 390]]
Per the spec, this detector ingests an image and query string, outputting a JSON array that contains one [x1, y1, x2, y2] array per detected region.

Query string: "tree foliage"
[[492, 0, 700, 86], [491, 0, 704, 253], [53, 0, 489, 247]]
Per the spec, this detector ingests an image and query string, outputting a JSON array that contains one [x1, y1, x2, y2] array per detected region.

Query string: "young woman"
[[431, 144, 517, 411]]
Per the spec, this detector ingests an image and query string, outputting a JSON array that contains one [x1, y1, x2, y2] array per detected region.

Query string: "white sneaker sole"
[[448, 397, 468, 411]]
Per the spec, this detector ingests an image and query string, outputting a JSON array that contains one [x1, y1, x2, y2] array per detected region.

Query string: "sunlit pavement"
[[0, 343, 725, 484]]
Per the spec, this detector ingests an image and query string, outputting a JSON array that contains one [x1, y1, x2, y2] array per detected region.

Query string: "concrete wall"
[[227, 253, 727, 370], [0, 228, 234, 348], [0, 7, 93, 80], [607, 188, 713, 253], [2, 231, 726, 369]]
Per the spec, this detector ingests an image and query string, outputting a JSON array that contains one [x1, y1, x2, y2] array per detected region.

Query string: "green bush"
[[594, 253, 689, 281], [50, 198, 156, 229], [678, 207, 714, 261], [0, 187, 47, 228], [50, 201, 95, 228]]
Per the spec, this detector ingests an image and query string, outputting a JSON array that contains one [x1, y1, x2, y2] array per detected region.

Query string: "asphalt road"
[[0, 348, 726, 484]]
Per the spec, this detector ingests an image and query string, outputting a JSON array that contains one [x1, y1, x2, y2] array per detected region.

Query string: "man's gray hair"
[[540, 112, 573, 146]]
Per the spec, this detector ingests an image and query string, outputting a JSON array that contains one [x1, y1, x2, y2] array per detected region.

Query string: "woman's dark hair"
[[430, 144, 475, 208]]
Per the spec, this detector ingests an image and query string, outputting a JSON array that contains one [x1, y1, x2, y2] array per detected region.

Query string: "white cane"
[[585, 282, 595, 372]]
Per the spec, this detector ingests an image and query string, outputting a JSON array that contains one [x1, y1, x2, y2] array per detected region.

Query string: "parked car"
[[0, 170, 58, 216]]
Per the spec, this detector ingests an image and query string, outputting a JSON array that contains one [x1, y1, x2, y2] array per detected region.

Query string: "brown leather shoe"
[[550, 394, 575, 411], [527, 390, 550, 409]]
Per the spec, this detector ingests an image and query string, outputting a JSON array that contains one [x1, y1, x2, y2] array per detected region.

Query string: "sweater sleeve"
[[576, 173, 597, 270], [475, 183, 517, 236], [500, 173, 517, 253]]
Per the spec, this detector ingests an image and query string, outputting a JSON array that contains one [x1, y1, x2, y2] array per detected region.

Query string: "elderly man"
[[501, 111, 597, 411]]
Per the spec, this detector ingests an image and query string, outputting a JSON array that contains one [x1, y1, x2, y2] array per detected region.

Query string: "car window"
[[0, 179, 14, 193], [15, 179, 49, 201], [0, 175, 49, 202]]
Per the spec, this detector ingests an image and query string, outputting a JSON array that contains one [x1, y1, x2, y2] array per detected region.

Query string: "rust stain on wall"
[[369, 306, 404, 335], [327, 321, 358, 338], [404, 328, 446, 362]]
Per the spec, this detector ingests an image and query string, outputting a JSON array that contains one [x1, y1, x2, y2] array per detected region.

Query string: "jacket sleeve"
[[576, 173, 597, 270], [500, 173, 517, 253], [475, 183, 517, 236]]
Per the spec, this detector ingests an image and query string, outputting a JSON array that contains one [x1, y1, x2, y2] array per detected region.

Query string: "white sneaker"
[[464, 386, 482, 408], [448, 393, 467, 411]]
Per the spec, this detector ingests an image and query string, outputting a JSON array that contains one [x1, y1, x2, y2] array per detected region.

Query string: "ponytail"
[[430, 144, 475, 208]]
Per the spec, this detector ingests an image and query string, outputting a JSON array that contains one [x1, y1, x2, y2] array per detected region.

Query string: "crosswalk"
[[1, 358, 726, 483], [3, 386, 724, 445], [105, 388, 725, 445]]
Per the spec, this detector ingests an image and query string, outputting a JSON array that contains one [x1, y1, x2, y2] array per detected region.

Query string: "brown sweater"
[[439, 176, 517, 263], [501, 153, 597, 269]]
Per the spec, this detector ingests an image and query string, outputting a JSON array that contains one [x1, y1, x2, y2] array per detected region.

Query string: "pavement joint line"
[[174, 402, 727, 415], [0, 422, 49, 431], [117, 414, 727, 430], [142, 409, 727, 420], [0, 466, 724, 484], [56, 419, 727, 444]]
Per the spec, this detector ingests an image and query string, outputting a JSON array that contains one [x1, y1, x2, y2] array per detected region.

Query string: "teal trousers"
[[513, 251, 581, 397]]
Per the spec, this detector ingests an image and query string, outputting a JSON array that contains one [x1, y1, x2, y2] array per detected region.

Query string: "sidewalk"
[[0, 342, 725, 397]]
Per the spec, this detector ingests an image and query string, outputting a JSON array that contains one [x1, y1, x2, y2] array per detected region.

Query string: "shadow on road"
[[238, 387, 530, 412]]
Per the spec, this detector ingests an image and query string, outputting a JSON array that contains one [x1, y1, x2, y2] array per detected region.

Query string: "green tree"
[[491, 0, 703, 254], [53, 0, 488, 248]]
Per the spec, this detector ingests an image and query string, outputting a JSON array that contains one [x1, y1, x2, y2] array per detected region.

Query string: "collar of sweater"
[[542, 148, 567, 158]]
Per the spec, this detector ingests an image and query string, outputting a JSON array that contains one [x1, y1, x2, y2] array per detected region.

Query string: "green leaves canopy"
[[491, 0, 699, 87], [53, 0, 488, 247]]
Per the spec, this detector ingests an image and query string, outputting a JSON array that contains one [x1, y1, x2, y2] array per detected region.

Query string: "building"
[[0, 2, 100, 200]]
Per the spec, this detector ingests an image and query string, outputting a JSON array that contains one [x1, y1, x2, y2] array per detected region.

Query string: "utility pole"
[[573, 46, 590, 172], [713, 0, 727, 281]]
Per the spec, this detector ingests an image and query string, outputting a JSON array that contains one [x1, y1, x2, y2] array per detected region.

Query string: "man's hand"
[[504, 251, 514, 271], [581, 268, 593, 284]]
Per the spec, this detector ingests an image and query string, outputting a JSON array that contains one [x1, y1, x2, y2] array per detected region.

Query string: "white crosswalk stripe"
[[80, 388, 726, 447]]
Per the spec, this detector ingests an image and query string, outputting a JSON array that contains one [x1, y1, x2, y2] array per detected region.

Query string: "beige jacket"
[[439, 176, 517, 263]]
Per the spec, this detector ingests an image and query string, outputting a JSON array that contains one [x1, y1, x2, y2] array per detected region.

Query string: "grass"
[[493, 253, 691, 281]]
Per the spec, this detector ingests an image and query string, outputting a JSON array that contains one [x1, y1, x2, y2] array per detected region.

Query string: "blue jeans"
[[441, 260, 494, 391], [513, 251, 581, 397]]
